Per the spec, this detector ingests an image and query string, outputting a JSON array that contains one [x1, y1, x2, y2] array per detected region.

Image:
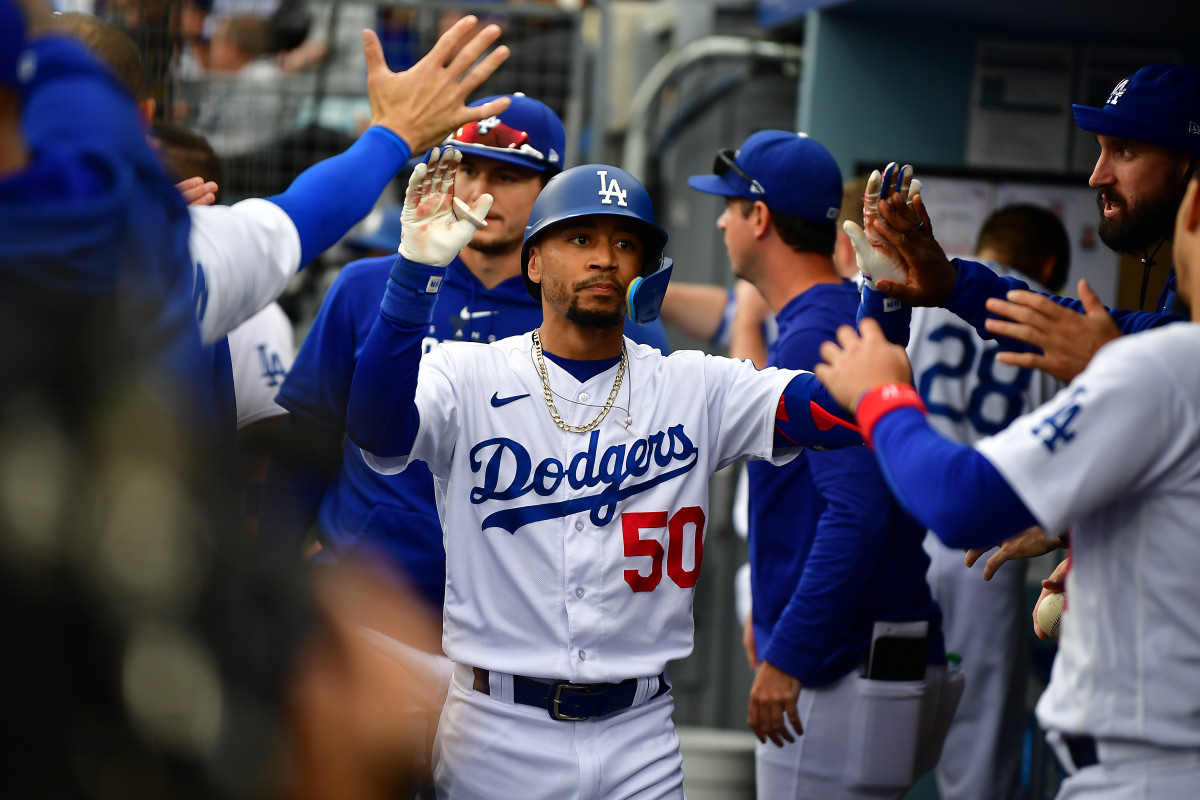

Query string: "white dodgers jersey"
[[226, 302, 293, 430], [363, 334, 800, 682], [977, 323, 1200, 747], [188, 199, 301, 346]]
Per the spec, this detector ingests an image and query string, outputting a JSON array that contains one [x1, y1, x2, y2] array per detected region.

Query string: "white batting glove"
[[844, 163, 914, 288], [397, 147, 492, 268]]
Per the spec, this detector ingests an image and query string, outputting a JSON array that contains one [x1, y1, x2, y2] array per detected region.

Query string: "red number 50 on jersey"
[[622, 507, 705, 592]]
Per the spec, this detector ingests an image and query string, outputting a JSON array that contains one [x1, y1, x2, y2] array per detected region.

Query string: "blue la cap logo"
[[1107, 78, 1129, 106]]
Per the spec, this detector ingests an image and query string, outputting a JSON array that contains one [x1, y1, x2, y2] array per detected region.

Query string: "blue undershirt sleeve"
[[869, 407, 1038, 549], [857, 283, 912, 346], [345, 313, 424, 459], [345, 257, 442, 458], [265, 127, 412, 266]]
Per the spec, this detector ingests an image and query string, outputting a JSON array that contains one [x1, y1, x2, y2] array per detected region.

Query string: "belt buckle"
[[550, 681, 596, 721]]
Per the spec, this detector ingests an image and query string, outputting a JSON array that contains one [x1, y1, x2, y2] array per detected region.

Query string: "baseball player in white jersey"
[[227, 301, 293, 429], [819, 170, 1200, 799], [909, 204, 1069, 800], [343, 150, 864, 799]]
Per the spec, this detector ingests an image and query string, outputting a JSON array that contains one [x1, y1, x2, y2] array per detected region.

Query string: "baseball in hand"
[[1035, 591, 1065, 641]]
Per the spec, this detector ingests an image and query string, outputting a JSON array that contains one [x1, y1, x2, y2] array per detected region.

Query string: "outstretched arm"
[[815, 319, 1038, 548]]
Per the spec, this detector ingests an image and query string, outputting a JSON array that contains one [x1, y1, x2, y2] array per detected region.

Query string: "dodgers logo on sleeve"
[[1030, 386, 1085, 453]]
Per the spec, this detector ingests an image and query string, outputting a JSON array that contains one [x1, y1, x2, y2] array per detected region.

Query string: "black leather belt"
[[1063, 734, 1099, 769], [472, 667, 669, 721]]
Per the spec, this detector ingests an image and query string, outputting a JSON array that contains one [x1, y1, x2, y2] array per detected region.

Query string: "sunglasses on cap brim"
[[713, 149, 766, 198]]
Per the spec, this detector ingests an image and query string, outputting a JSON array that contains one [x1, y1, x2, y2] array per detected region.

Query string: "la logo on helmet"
[[477, 116, 501, 134], [597, 170, 629, 207]]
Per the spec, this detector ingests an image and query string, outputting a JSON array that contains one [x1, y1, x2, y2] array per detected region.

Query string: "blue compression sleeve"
[[857, 283, 912, 346], [870, 407, 1037, 549], [266, 127, 412, 266], [345, 313, 424, 458], [774, 373, 863, 451], [344, 257, 442, 458]]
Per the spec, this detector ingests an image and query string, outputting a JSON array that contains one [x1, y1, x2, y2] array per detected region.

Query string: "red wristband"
[[855, 383, 927, 449]]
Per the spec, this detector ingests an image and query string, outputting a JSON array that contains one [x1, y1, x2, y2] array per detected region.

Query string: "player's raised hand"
[[815, 318, 912, 412], [864, 172, 958, 307], [363, 16, 512, 154], [985, 280, 1121, 383], [399, 148, 491, 268], [844, 166, 908, 289]]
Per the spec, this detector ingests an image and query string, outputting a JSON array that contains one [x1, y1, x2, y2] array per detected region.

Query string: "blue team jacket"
[[748, 281, 944, 687]]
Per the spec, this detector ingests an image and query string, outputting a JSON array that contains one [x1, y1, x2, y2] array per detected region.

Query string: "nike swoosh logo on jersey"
[[460, 306, 498, 320], [490, 392, 530, 407]]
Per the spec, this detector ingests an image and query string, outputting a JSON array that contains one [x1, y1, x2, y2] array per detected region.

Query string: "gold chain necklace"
[[531, 329, 626, 434]]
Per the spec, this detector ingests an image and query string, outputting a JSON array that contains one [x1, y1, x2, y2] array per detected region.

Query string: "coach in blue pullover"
[[690, 131, 958, 799]]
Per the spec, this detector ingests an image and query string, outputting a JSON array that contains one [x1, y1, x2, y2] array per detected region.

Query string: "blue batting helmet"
[[520, 164, 671, 321]]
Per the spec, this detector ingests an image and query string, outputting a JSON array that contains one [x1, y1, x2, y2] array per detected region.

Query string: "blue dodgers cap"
[[444, 93, 565, 173], [688, 130, 843, 222], [1072, 65, 1200, 157], [344, 205, 404, 253]]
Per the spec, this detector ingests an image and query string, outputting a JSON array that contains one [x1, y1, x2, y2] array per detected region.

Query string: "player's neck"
[[459, 245, 521, 290], [536, 316, 625, 360], [760, 252, 842, 313]]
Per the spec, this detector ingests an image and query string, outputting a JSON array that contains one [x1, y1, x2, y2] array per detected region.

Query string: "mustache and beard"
[[544, 274, 629, 330], [1096, 182, 1185, 255]]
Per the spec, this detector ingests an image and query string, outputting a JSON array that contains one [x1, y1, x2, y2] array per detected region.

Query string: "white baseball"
[[1036, 591, 1065, 641]]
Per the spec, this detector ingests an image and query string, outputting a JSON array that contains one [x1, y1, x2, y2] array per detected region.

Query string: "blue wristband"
[[857, 283, 911, 346], [380, 255, 445, 325]]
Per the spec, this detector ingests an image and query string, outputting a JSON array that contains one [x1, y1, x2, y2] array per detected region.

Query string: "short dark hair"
[[734, 198, 837, 257], [53, 13, 144, 100], [975, 204, 1071, 293], [151, 121, 224, 201]]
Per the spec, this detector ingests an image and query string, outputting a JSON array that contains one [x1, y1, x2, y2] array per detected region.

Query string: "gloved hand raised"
[[843, 162, 916, 289], [398, 147, 492, 267]]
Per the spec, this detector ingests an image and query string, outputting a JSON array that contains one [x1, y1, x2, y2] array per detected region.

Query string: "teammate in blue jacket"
[[261, 94, 670, 607], [689, 131, 959, 799]]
